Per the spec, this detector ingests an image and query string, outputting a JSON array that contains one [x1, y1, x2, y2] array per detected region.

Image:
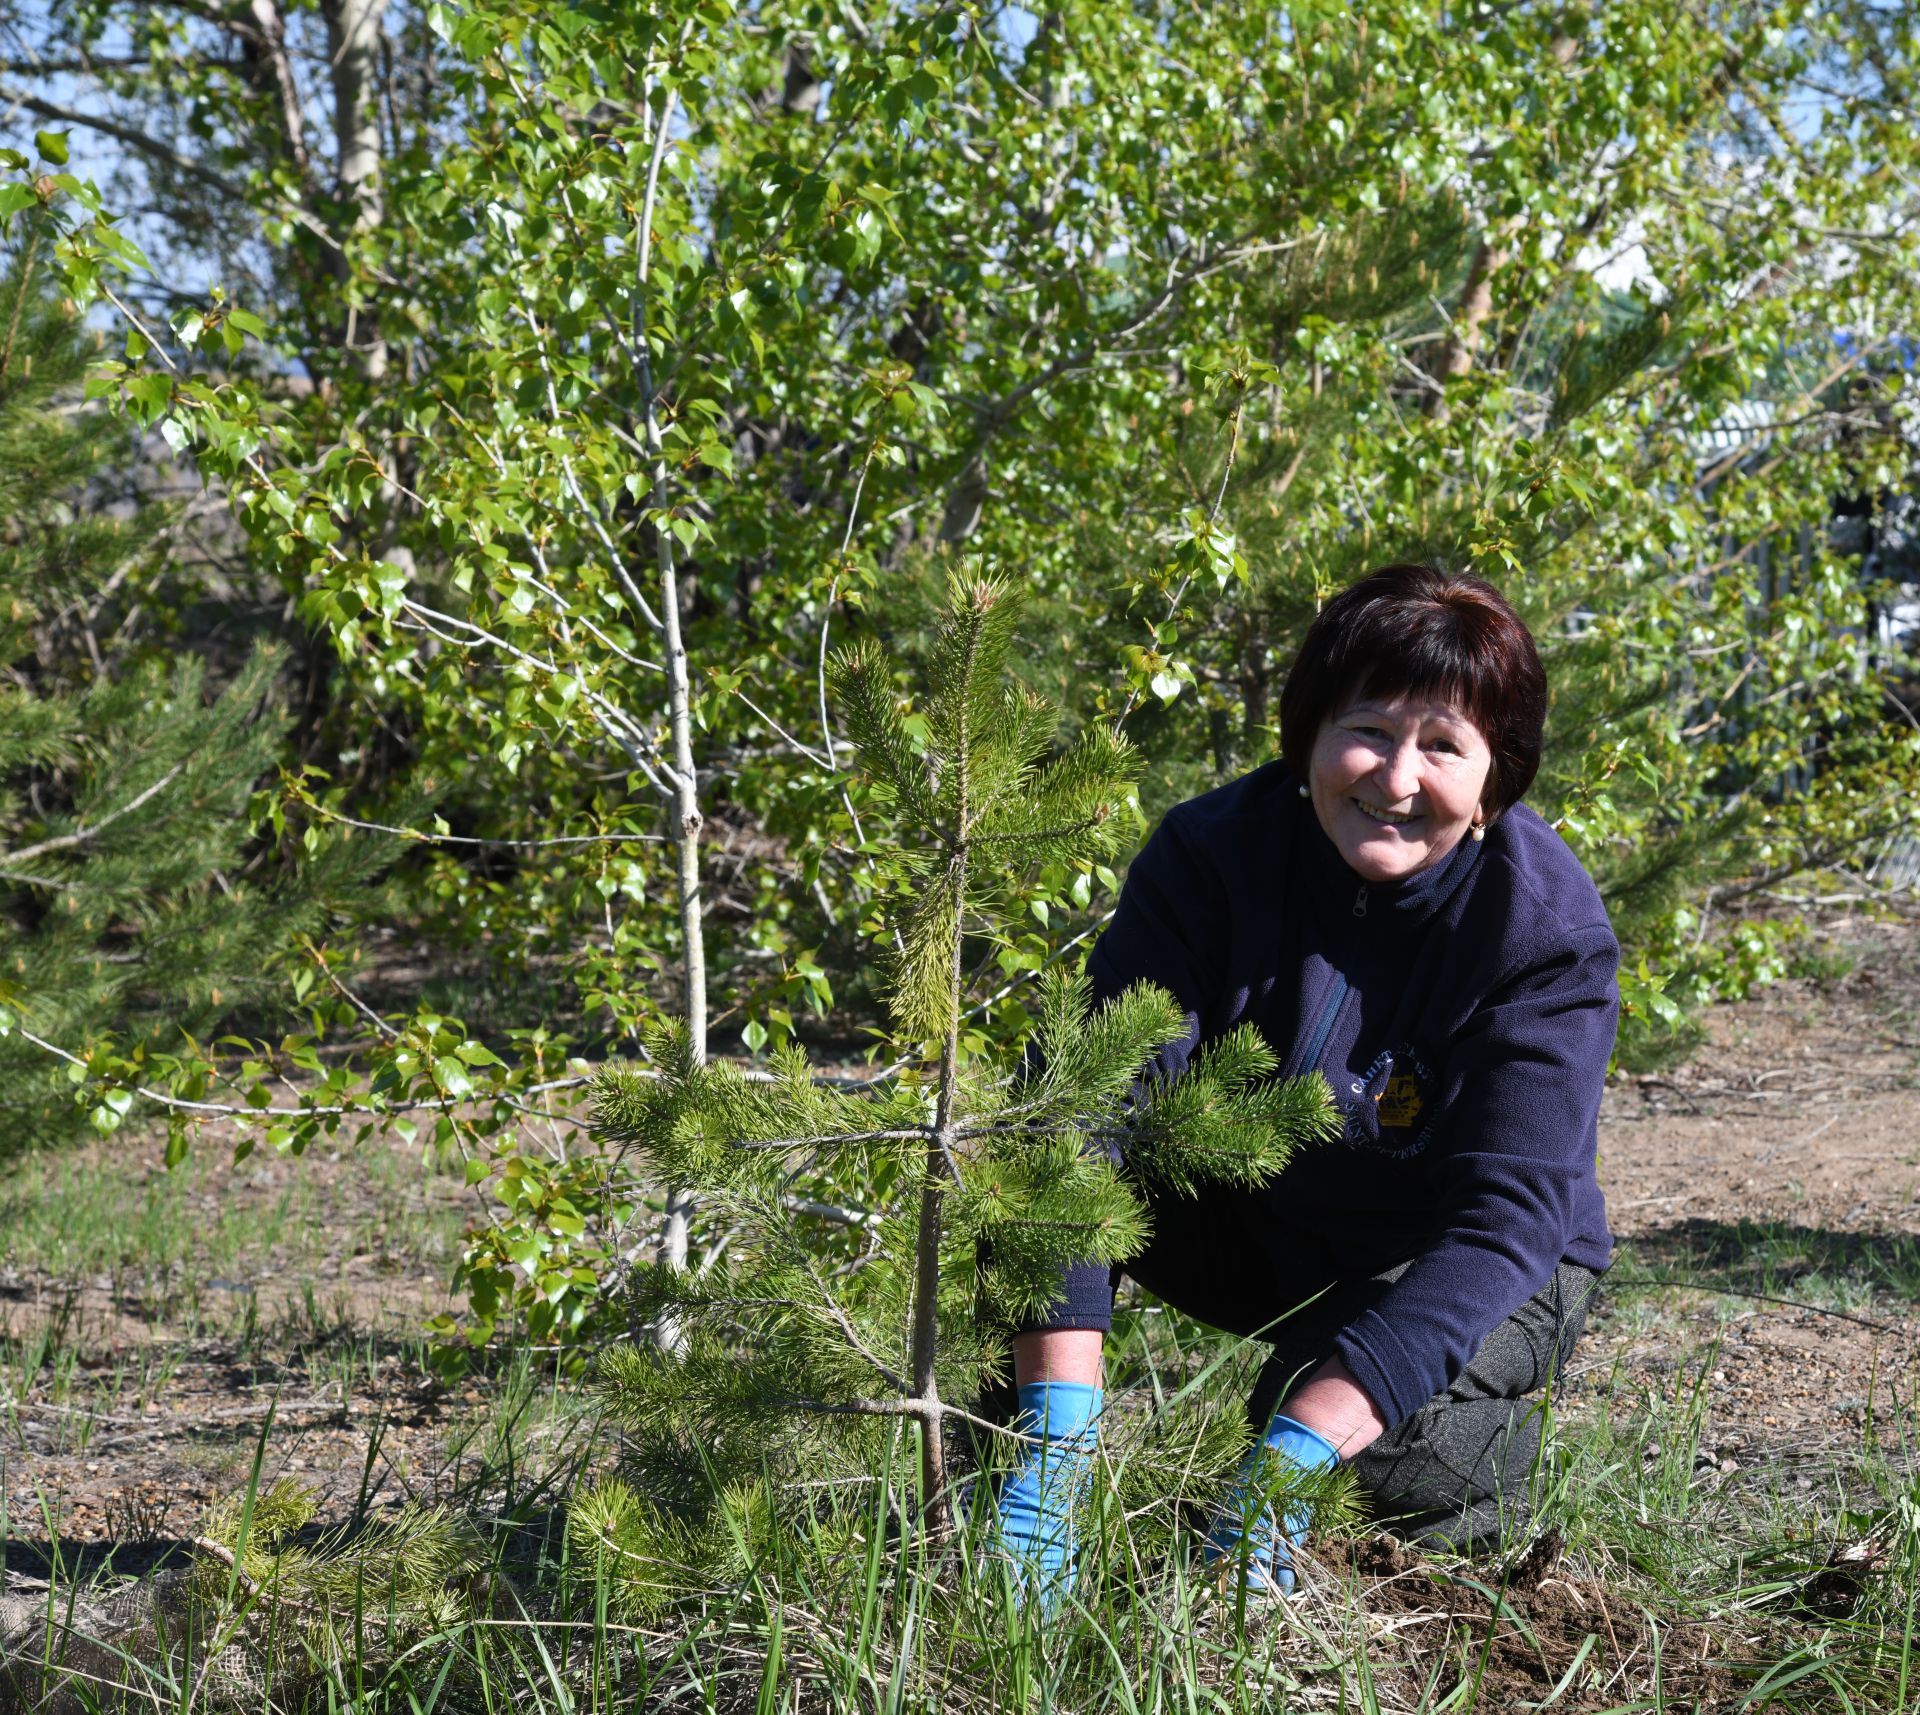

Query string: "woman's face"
[[1308, 692, 1494, 883]]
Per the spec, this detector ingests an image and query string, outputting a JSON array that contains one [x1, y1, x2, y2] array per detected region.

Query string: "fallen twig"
[[1608, 1273, 1904, 1335]]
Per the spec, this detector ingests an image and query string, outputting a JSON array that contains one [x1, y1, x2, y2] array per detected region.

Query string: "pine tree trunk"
[[1425, 234, 1502, 425], [909, 601, 979, 1528], [910, 838, 966, 1533], [1427, 37, 1578, 425]]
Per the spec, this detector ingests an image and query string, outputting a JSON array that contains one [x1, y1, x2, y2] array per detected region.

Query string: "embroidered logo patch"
[[1345, 1044, 1437, 1157], [1376, 1069, 1425, 1130]]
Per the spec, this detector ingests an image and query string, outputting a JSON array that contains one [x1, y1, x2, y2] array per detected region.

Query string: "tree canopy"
[[4, 0, 1919, 1355]]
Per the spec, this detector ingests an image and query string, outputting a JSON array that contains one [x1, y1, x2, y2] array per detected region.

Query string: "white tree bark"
[[321, 0, 390, 380], [632, 91, 706, 1315], [246, 0, 311, 176]]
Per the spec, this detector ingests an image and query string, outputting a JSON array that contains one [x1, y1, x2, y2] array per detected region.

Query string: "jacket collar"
[[1291, 778, 1482, 929]]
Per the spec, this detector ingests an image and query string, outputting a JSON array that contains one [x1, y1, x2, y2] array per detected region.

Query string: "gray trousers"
[[1240, 1260, 1600, 1549], [989, 1190, 1601, 1552]]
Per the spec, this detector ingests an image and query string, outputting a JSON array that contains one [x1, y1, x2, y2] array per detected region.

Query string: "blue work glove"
[[989, 1380, 1102, 1605], [1201, 1412, 1340, 1595]]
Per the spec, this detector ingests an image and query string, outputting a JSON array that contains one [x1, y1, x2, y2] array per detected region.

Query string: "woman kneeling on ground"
[[990, 562, 1619, 1599]]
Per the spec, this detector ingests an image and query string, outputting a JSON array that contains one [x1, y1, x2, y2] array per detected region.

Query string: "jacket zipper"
[[1352, 882, 1368, 918], [1297, 973, 1349, 1076]]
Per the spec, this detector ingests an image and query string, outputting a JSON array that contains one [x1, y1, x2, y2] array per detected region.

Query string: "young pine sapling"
[[583, 573, 1338, 1595]]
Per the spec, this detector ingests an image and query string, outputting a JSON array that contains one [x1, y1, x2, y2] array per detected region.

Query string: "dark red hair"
[[1278, 564, 1547, 817]]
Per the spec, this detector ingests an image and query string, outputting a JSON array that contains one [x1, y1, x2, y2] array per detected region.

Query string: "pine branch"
[[829, 638, 937, 823], [728, 1126, 930, 1152]]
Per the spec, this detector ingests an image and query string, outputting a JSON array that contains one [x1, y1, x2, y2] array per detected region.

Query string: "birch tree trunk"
[[244, 0, 312, 176], [632, 91, 707, 1315], [654, 515, 705, 1286], [321, 0, 390, 381]]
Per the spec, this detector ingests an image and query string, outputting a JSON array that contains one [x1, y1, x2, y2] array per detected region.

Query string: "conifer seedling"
[[585, 572, 1338, 1602]]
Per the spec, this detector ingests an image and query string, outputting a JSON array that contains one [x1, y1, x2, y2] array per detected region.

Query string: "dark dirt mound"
[[1317, 1532, 1747, 1711]]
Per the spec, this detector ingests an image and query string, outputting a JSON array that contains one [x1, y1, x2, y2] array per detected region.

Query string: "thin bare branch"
[[0, 762, 185, 869], [0, 82, 355, 261], [300, 805, 665, 847], [818, 440, 878, 769]]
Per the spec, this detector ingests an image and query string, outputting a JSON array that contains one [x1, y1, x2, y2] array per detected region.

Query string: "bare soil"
[[1572, 910, 1920, 1455], [0, 1137, 486, 1577], [1308, 1531, 1744, 1712]]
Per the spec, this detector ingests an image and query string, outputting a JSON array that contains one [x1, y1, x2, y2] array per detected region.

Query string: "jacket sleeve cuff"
[[1331, 1311, 1423, 1432]]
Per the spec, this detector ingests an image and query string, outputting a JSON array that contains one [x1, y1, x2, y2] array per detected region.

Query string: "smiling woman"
[[986, 565, 1619, 1608], [1286, 562, 1549, 886], [1309, 695, 1492, 882]]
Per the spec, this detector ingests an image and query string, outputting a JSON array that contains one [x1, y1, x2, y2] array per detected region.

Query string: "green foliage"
[[8, 0, 1920, 1356], [0, 238, 329, 1146], [569, 1470, 778, 1619], [1549, 295, 1679, 429], [833, 574, 1137, 1039], [1127, 1037, 1344, 1203], [596, 1019, 931, 1196], [1615, 912, 1861, 1071], [584, 572, 1336, 1595]]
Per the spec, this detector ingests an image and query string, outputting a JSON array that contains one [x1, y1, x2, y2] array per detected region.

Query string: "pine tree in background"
[[0, 232, 380, 1147], [581, 573, 1339, 1611]]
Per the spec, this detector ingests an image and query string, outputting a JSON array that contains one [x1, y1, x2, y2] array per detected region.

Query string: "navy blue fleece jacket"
[[1064, 761, 1619, 1430]]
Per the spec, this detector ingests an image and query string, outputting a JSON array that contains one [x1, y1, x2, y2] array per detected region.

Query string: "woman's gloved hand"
[[989, 1380, 1102, 1603], [1201, 1412, 1340, 1595]]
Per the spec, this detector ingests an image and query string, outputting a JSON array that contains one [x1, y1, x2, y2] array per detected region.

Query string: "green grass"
[[5, 1131, 1917, 1712], [6, 1284, 1917, 1714], [0, 1136, 468, 1288], [1611, 1220, 1920, 1312]]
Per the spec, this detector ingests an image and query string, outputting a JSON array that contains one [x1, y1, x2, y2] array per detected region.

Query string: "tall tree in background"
[[18, 1, 1919, 1019], [0, 0, 406, 376]]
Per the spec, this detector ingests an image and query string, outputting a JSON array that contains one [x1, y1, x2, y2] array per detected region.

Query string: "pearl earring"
[[1470, 815, 1486, 842], [1298, 784, 1310, 798]]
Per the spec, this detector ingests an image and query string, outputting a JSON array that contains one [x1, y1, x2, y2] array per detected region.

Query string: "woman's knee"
[[1349, 1394, 1547, 1546]]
